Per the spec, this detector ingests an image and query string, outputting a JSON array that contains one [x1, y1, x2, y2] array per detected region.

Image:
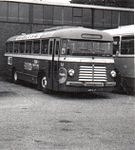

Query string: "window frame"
[[19, 41, 26, 54], [33, 40, 41, 54], [25, 40, 33, 54], [8, 2, 19, 22], [13, 41, 20, 53], [121, 35, 134, 55], [33, 4, 44, 24], [41, 39, 49, 55], [6, 42, 13, 53]]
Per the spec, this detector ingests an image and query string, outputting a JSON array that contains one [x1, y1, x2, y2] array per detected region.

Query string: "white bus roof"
[[7, 27, 113, 42], [104, 25, 134, 36], [1, 0, 133, 11]]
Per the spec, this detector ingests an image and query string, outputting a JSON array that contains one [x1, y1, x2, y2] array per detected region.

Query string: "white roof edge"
[[1, 0, 133, 11], [7, 27, 113, 42], [103, 25, 134, 36]]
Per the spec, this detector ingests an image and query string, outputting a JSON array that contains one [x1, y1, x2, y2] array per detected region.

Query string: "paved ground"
[[0, 80, 135, 150]]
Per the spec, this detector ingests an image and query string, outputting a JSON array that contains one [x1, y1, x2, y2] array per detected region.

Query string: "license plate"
[[85, 82, 104, 87]]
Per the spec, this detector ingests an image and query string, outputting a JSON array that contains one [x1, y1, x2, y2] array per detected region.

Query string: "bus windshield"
[[61, 39, 112, 56]]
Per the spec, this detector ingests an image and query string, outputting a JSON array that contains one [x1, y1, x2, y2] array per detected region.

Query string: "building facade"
[[0, 0, 134, 73]]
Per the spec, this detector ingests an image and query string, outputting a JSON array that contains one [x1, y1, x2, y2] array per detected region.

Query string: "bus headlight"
[[68, 69, 75, 77], [59, 67, 67, 84], [110, 70, 116, 78]]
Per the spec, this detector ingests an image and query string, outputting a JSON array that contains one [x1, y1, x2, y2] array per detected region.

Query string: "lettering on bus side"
[[24, 60, 39, 71], [24, 62, 33, 71], [32, 60, 39, 70]]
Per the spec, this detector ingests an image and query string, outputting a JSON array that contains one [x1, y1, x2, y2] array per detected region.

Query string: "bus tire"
[[38, 74, 49, 94], [12, 70, 18, 84]]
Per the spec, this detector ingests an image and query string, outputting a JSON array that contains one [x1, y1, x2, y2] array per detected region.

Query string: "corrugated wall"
[[0, 1, 134, 75]]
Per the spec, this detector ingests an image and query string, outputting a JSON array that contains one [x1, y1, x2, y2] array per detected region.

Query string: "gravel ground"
[[0, 80, 135, 150]]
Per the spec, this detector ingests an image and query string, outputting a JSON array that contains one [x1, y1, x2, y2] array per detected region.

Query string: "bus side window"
[[121, 36, 134, 55], [26, 41, 32, 54], [6, 42, 13, 53], [14, 42, 19, 53], [55, 41, 60, 55], [49, 41, 53, 55], [113, 36, 120, 55], [33, 40, 40, 54], [41, 40, 48, 54], [19, 41, 25, 53]]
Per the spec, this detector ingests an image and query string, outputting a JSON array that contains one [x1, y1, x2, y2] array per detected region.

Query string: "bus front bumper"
[[66, 81, 116, 87]]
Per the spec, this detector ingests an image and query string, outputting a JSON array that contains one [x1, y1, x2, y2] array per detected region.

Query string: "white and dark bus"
[[5, 26, 116, 93], [104, 25, 134, 94]]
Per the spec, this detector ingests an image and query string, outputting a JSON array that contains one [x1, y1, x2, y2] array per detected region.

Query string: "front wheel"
[[38, 74, 49, 93]]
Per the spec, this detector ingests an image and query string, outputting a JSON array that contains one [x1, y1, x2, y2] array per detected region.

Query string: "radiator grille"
[[79, 65, 107, 82]]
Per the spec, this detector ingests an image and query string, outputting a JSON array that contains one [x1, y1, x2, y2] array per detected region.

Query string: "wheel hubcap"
[[14, 72, 17, 81], [41, 77, 47, 88]]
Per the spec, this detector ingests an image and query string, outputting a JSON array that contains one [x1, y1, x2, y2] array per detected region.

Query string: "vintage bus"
[[5, 26, 116, 93], [104, 25, 134, 94]]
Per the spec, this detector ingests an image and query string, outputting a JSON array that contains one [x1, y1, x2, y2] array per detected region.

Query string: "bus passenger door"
[[52, 38, 60, 91], [48, 39, 55, 90], [53, 38, 60, 90]]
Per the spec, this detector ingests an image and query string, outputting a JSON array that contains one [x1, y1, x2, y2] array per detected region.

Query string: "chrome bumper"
[[66, 81, 116, 87]]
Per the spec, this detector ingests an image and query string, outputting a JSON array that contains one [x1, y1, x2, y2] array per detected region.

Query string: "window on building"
[[120, 11, 129, 26], [0, 2, 7, 21], [53, 6, 63, 25], [104, 10, 112, 28], [94, 9, 104, 29], [33, 40, 40, 54], [8, 2, 19, 22], [121, 36, 134, 55], [120, 11, 134, 26], [33, 4, 43, 24], [41, 40, 49, 54], [82, 8, 92, 27], [73, 8, 82, 17], [26, 41, 32, 54], [128, 12, 134, 24], [44, 5, 53, 25], [112, 11, 119, 28], [63, 7, 72, 25], [19, 3, 29, 23], [73, 8, 82, 25]]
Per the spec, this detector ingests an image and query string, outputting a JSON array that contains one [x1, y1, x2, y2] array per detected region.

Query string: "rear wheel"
[[41, 76, 47, 89], [12, 70, 18, 84]]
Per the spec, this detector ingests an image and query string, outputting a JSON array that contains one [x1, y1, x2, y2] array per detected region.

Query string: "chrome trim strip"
[[17, 71, 37, 78], [5, 54, 114, 63], [66, 81, 116, 87], [115, 54, 135, 58], [5, 53, 52, 60], [59, 57, 114, 63]]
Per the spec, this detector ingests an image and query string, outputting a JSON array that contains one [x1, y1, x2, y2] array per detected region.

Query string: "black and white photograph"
[[0, 0, 134, 149]]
